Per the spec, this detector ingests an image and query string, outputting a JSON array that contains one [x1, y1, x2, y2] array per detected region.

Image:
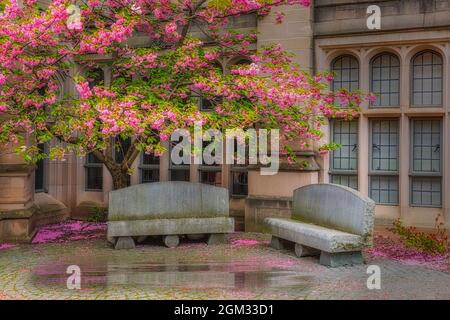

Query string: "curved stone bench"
[[107, 182, 234, 249], [265, 184, 375, 267]]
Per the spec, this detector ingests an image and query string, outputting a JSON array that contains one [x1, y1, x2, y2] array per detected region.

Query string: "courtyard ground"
[[0, 221, 449, 300]]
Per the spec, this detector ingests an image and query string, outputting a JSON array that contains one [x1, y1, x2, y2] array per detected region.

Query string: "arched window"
[[370, 53, 400, 107], [331, 55, 359, 92], [411, 51, 443, 106]]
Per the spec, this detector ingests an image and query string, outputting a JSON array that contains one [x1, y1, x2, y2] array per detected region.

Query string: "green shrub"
[[87, 207, 108, 223], [389, 218, 448, 254]]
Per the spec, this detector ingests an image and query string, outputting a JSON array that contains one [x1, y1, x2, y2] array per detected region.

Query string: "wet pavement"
[[0, 233, 449, 300]]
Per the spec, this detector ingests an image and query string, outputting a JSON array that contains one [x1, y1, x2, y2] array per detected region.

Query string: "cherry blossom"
[[0, 0, 367, 189]]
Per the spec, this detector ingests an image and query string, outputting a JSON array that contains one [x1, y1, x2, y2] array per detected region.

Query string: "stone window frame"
[[370, 53, 401, 108], [409, 118, 443, 208], [410, 50, 443, 108], [368, 119, 400, 205], [329, 119, 359, 190]]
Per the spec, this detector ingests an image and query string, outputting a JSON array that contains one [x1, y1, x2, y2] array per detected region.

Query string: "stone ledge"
[[0, 164, 35, 174], [0, 204, 38, 220]]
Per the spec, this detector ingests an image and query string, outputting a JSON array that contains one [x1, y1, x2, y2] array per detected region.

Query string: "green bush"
[[87, 207, 108, 223], [389, 218, 448, 254]]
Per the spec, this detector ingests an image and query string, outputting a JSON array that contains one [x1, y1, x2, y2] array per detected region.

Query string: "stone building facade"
[[1, 0, 450, 242]]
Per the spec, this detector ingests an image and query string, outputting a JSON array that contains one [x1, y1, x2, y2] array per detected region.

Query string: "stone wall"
[[315, 0, 450, 36]]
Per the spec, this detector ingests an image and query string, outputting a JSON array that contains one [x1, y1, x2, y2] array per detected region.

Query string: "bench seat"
[[265, 217, 363, 253], [108, 217, 234, 238]]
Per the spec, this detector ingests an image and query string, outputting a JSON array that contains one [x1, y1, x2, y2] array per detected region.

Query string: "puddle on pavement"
[[31, 256, 313, 292]]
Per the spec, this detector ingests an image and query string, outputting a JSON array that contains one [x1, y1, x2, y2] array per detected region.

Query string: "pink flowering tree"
[[0, 0, 365, 189]]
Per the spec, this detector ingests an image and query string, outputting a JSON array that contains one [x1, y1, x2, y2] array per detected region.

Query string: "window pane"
[[170, 169, 190, 182], [232, 171, 248, 196], [86, 152, 103, 191], [86, 167, 103, 191], [141, 169, 159, 184], [371, 119, 399, 172], [330, 174, 358, 190], [411, 177, 442, 207], [412, 120, 441, 173], [412, 51, 443, 106], [143, 153, 160, 166], [371, 54, 400, 107], [200, 170, 222, 187], [332, 55, 359, 93], [370, 176, 399, 205], [331, 120, 358, 171]]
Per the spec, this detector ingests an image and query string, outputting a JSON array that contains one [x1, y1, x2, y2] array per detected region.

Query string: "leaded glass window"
[[140, 153, 160, 184], [412, 120, 441, 173], [369, 119, 399, 205], [410, 119, 442, 207], [330, 175, 358, 190], [231, 170, 248, 196], [412, 51, 443, 106], [330, 120, 359, 190], [370, 176, 399, 205], [332, 55, 359, 92], [411, 177, 442, 207], [85, 153, 103, 191], [199, 141, 222, 187], [169, 140, 190, 182], [371, 120, 399, 172], [371, 53, 400, 107]]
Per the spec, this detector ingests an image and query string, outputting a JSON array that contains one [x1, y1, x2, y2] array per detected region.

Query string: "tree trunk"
[[110, 168, 129, 190]]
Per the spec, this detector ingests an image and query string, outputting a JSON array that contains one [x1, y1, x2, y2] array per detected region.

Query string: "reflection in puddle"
[[31, 256, 312, 292]]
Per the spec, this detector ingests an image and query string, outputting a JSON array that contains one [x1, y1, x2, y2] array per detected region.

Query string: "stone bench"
[[107, 182, 234, 249], [265, 184, 375, 267]]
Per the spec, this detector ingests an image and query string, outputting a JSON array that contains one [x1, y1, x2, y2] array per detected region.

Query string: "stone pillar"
[[0, 143, 37, 242], [245, 4, 318, 233], [245, 148, 320, 232]]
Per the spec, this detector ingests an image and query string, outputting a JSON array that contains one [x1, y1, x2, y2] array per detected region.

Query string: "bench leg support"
[[207, 234, 226, 245], [107, 236, 116, 245], [270, 236, 284, 250], [163, 235, 180, 248], [114, 237, 136, 250], [319, 251, 364, 267], [295, 244, 321, 257]]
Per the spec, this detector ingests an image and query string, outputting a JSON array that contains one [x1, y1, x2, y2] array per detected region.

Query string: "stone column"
[[245, 141, 320, 232], [0, 142, 37, 242]]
